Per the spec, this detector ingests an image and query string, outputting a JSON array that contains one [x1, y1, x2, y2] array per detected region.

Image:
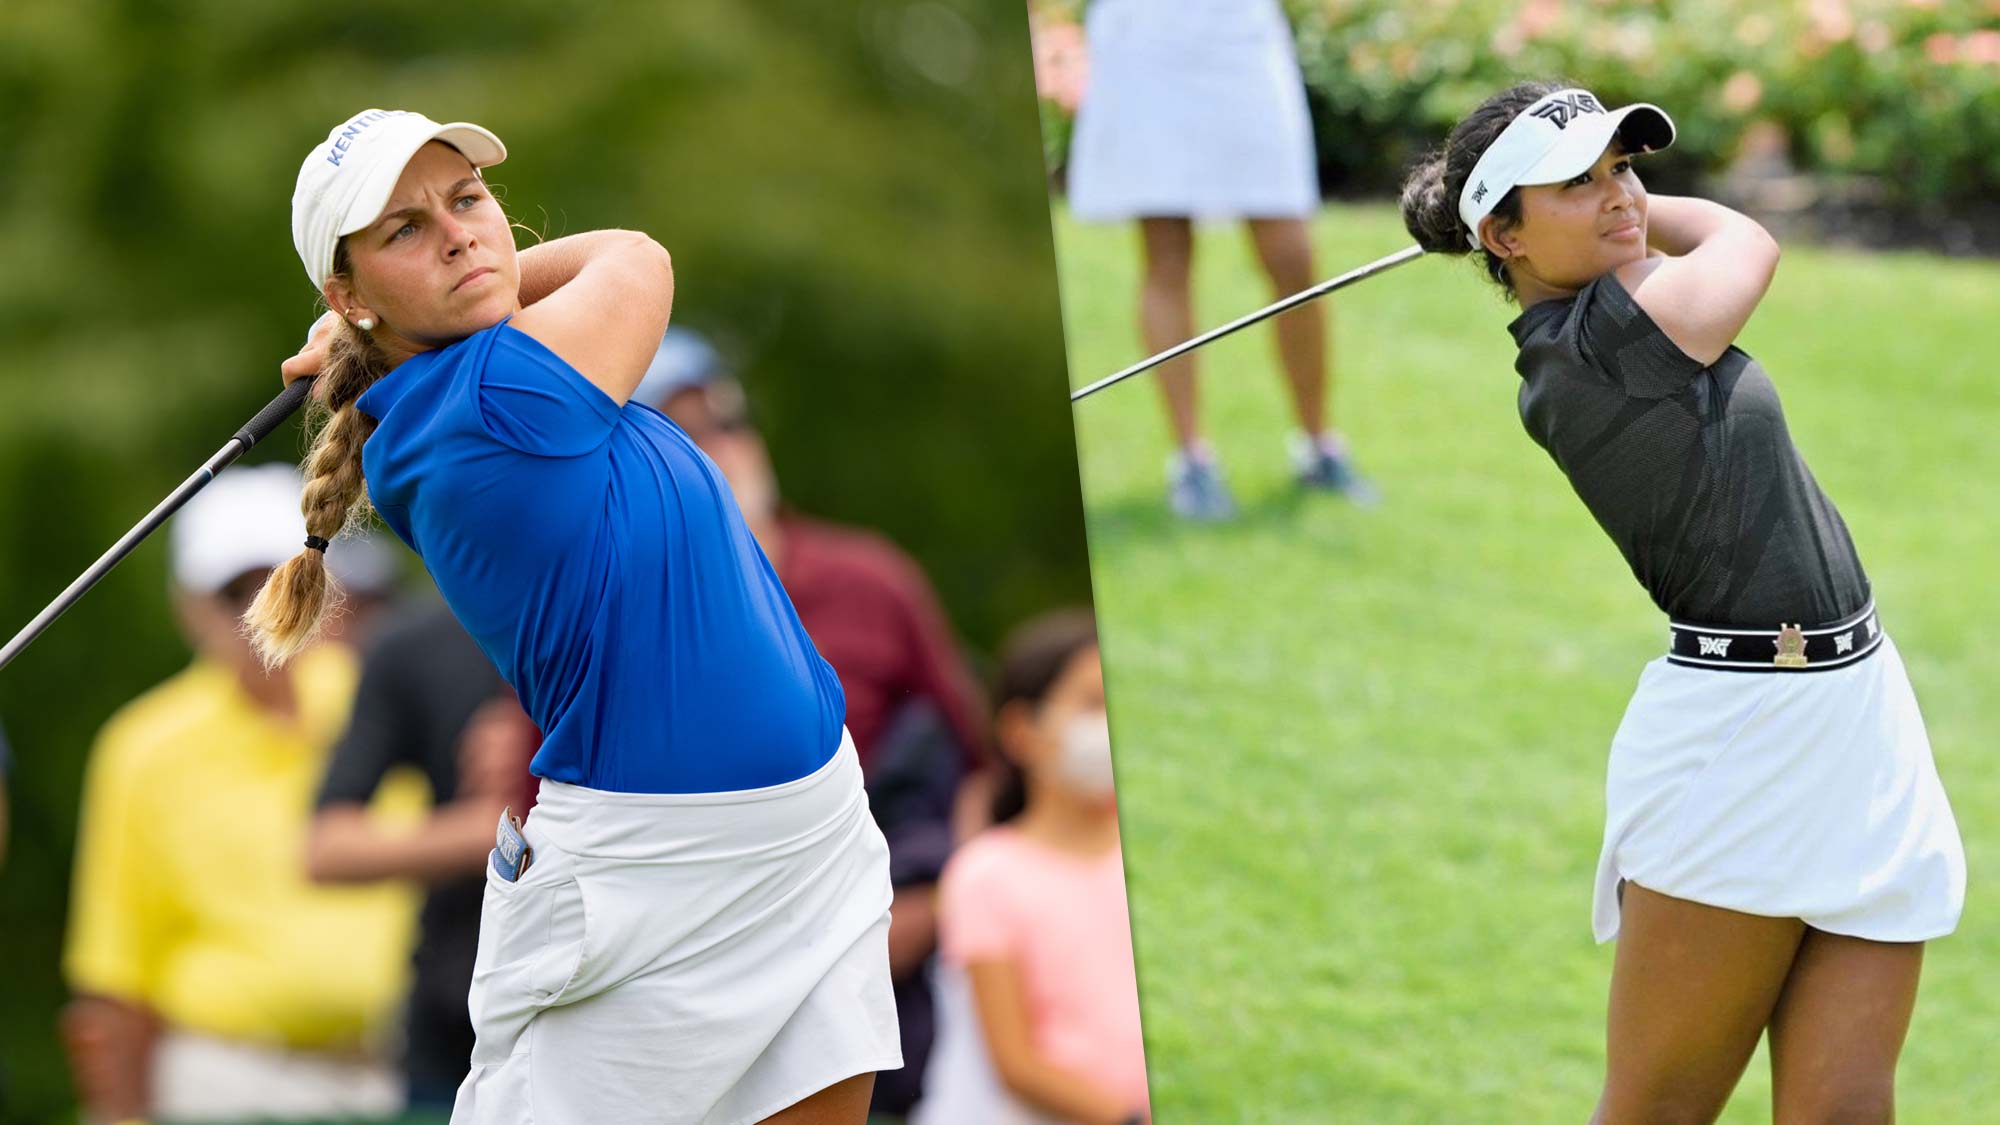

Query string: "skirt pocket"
[[466, 828, 588, 1065]]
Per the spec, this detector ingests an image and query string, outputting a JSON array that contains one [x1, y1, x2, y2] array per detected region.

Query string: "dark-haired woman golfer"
[[1400, 83, 1962, 1123], [255, 109, 897, 1124]]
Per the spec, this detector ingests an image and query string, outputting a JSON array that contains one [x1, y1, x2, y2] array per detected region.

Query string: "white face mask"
[[1052, 710, 1117, 800]]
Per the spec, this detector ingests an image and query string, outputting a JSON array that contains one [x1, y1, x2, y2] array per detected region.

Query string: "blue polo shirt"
[[355, 321, 844, 793]]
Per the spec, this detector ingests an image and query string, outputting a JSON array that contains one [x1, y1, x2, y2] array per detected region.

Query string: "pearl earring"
[[355, 316, 375, 332]]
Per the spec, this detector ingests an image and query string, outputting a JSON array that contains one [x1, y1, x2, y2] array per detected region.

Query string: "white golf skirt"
[[1594, 635, 1965, 943], [451, 731, 901, 1125], [1066, 0, 1319, 221]]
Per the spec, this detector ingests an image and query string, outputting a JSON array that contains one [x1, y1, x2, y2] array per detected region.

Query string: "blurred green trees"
[[0, 0, 1082, 1116]]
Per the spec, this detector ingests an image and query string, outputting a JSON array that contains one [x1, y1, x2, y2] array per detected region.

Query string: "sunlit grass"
[[1060, 202, 2000, 1122]]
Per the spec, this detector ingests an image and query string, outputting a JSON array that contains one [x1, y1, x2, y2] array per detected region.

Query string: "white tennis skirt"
[[1066, 0, 1319, 221], [450, 731, 901, 1125], [1593, 634, 1965, 943]]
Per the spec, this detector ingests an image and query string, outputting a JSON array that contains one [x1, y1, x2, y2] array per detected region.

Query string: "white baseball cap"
[[1458, 88, 1675, 251], [291, 108, 507, 287], [170, 463, 397, 597]]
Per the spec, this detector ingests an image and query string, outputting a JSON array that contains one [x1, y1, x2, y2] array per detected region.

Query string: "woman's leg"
[[1594, 882, 1806, 1125], [1138, 217, 1200, 449], [1244, 217, 1327, 437], [1767, 930, 1923, 1124], [757, 1071, 876, 1125]]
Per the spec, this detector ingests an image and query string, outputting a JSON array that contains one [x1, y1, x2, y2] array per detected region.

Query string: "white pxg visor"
[[1458, 88, 1676, 251]]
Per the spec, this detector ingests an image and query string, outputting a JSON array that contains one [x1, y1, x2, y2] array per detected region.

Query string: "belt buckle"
[[1773, 624, 1810, 668]]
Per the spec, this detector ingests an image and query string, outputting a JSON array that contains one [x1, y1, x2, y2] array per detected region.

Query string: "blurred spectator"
[[61, 464, 423, 1122], [1063, 0, 1376, 517], [914, 610, 1148, 1125], [306, 597, 533, 1112], [316, 524, 403, 651], [639, 328, 986, 1118]]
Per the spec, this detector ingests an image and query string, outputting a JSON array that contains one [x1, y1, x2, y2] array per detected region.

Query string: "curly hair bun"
[[1400, 151, 1472, 256]]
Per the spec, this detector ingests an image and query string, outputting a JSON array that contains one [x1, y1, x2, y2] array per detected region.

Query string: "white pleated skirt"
[[451, 731, 901, 1125], [1594, 635, 1965, 944], [1066, 0, 1319, 221]]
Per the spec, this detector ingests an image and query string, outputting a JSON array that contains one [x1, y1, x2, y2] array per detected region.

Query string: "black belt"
[[1667, 601, 1883, 672]]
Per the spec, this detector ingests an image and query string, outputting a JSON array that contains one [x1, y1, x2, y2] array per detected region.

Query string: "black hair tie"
[[304, 535, 331, 552]]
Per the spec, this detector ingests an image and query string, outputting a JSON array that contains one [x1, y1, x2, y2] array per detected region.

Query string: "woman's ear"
[[322, 277, 371, 327], [1479, 217, 1523, 260]]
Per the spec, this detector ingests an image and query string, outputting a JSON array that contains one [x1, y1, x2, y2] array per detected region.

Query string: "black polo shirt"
[[1509, 270, 1869, 627]]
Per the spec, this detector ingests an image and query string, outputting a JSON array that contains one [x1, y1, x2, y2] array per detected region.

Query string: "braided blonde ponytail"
[[241, 309, 388, 670]]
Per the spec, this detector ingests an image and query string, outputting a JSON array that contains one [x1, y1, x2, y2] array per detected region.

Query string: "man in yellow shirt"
[[62, 465, 422, 1123]]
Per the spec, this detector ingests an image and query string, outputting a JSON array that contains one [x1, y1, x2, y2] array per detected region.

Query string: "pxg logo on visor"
[[1457, 87, 1677, 251], [1526, 91, 1605, 130]]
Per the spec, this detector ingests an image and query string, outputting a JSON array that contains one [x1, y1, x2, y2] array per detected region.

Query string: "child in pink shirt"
[[917, 611, 1149, 1125]]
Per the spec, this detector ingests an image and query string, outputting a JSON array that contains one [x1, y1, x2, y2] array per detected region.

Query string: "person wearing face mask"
[[913, 611, 1149, 1125], [637, 330, 987, 1119]]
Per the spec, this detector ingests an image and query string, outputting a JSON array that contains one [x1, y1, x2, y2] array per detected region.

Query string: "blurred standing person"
[[1066, 0, 1376, 519], [305, 597, 532, 1114], [312, 526, 403, 651], [61, 465, 422, 1123], [914, 611, 1148, 1125], [639, 331, 985, 1118]]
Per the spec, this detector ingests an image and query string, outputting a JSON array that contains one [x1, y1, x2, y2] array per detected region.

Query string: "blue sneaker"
[[1291, 433, 1381, 507], [1167, 450, 1238, 521]]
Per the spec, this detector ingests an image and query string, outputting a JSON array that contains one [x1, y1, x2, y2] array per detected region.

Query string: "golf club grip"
[[233, 377, 317, 449]]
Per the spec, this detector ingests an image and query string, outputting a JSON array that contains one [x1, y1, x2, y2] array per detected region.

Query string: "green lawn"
[[1057, 203, 2000, 1122]]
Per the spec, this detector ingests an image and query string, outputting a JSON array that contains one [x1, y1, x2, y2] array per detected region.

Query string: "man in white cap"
[[61, 463, 425, 1123]]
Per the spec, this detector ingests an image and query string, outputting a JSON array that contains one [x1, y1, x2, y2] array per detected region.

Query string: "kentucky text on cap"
[[1458, 88, 1677, 251], [291, 109, 508, 287]]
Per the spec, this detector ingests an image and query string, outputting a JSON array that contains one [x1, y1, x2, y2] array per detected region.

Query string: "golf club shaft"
[[0, 378, 318, 673], [1069, 243, 1427, 402]]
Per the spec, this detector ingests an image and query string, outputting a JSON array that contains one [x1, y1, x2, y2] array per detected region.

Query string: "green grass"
[[1057, 203, 2000, 1122]]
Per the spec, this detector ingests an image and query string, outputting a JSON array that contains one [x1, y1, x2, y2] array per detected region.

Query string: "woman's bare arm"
[[509, 229, 674, 406], [1617, 194, 1779, 366], [966, 958, 1146, 1124]]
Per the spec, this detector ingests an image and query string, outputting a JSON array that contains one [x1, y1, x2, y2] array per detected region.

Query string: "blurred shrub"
[[1035, 0, 2000, 209]]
